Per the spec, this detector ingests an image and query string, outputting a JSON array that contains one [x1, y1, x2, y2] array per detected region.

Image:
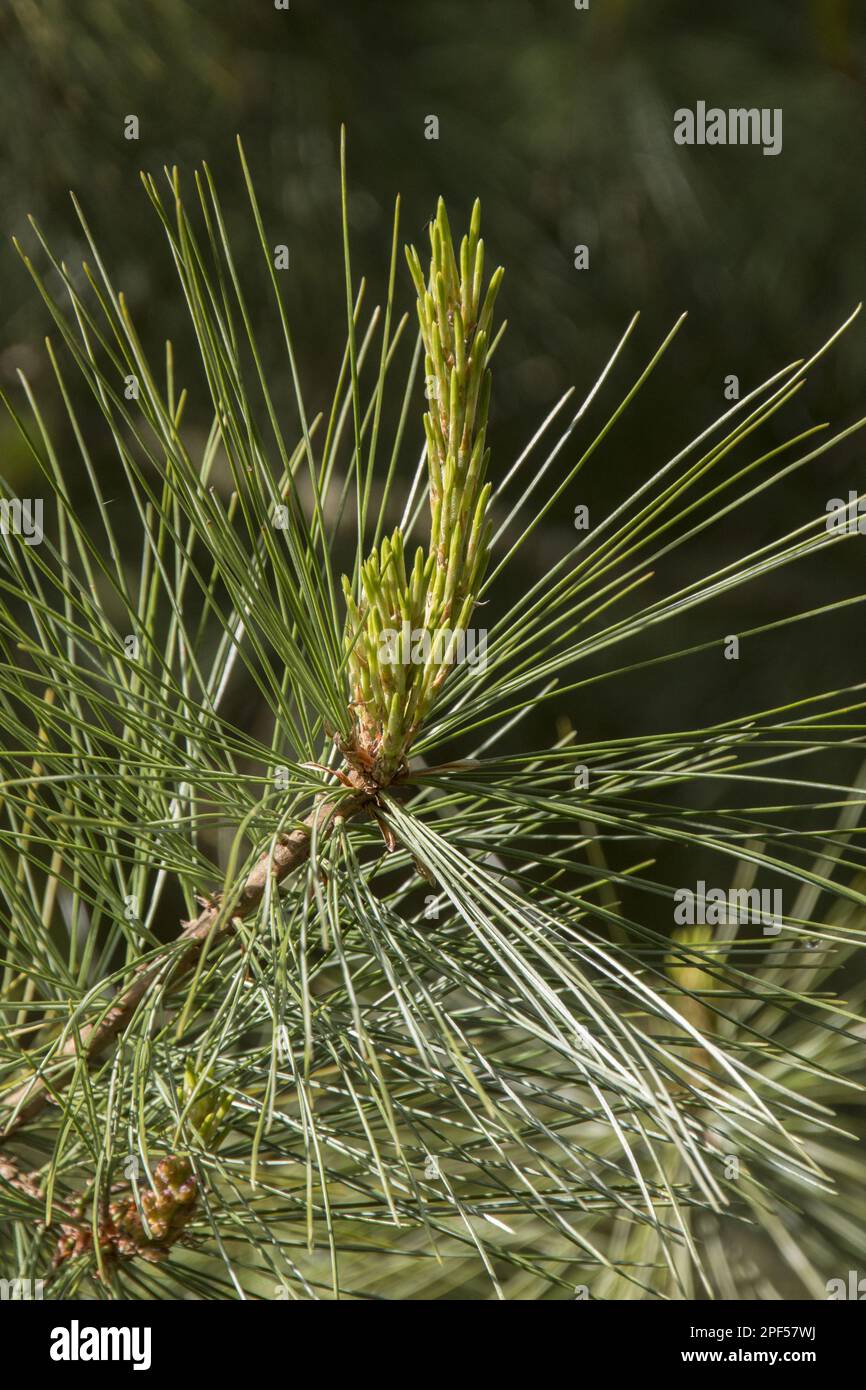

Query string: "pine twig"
[[1, 785, 369, 1139]]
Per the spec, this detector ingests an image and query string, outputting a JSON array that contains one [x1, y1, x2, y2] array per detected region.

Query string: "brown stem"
[[1, 785, 368, 1140]]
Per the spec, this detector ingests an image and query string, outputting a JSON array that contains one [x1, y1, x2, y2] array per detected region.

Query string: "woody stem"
[[1, 785, 369, 1141]]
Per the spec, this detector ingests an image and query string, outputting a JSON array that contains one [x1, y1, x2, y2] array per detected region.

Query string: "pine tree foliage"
[[1, 133, 865, 1299]]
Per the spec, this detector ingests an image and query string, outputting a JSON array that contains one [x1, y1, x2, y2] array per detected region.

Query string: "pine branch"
[[2, 144, 865, 1298], [1, 191, 497, 1171], [1, 783, 369, 1138]]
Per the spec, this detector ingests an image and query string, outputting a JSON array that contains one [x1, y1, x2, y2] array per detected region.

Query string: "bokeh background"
[[1, 0, 864, 899]]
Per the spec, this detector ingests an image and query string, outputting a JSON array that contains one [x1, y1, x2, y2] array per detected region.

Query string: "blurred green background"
[[1, 0, 864, 883]]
